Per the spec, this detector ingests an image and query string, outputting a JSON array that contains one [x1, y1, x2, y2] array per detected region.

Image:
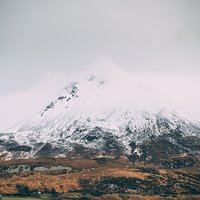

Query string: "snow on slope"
[[1, 60, 200, 157], [6, 62, 163, 134]]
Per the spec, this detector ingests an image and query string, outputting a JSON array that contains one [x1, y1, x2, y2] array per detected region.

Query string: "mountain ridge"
[[0, 68, 200, 162]]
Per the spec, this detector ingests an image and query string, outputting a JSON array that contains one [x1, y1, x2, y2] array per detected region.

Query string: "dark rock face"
[[7, 145, 32, 152], [70, 127, 123, 157], [58, 96, 66, 100], [35, 143, 67, 158], [128, 132, 200, 166], [0, 114, 200, 167], [0, 139, 31, 153], [35, 143, 54, 157], [45, 102, 54, 111]]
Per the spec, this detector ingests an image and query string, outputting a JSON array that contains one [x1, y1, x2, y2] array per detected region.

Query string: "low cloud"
[[0, 59, 199, 131]]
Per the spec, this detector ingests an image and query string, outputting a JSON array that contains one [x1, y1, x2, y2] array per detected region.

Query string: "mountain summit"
[[0, 64, 200, 162]]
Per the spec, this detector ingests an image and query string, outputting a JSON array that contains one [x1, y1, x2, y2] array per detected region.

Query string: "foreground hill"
[[0, 157, 199, 199]]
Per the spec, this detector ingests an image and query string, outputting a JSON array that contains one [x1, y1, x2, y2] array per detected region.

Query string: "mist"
[[0, 59, 200, 131], [0, 0, 200, 130]]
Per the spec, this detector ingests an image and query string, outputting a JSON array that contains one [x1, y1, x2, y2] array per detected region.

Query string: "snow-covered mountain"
[[0, 63, 200, 160]]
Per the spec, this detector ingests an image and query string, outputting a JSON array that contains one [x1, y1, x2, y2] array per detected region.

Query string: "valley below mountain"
[[0, 68, 200, 199], [0, 156, 200, 200]]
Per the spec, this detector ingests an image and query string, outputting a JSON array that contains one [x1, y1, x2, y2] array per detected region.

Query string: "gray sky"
[[0, 0, 200, 96], [0, 0, 200, 131]]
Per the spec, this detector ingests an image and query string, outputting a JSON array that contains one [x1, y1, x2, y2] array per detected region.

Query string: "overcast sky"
[[1, 0, 200, 95], [0, 0, 200, 130]]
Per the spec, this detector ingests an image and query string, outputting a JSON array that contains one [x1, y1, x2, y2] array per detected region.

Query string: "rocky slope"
[[0, 66, 200, 163]]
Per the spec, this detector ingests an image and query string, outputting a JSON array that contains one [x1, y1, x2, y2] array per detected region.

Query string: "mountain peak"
[[1, 59, 200, 161], [85, 57, 127, 80]]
